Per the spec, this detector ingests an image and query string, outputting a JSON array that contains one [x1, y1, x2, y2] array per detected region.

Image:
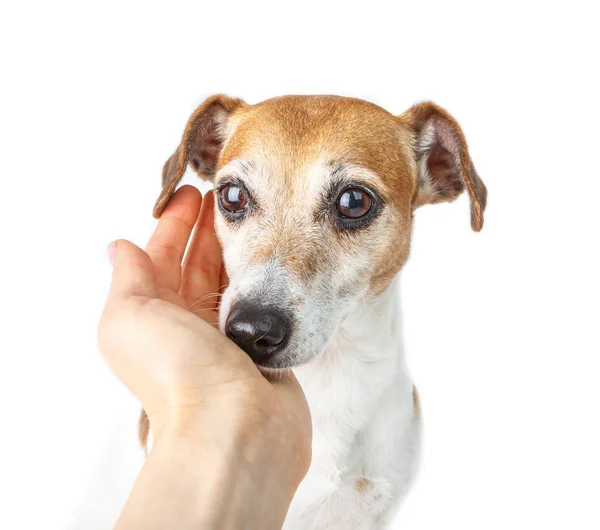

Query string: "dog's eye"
[[219, 184, 247, 212], [337, 188, 373, 218]]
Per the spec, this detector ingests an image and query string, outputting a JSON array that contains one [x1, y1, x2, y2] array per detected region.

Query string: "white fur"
[[284, 277, 421, 529]]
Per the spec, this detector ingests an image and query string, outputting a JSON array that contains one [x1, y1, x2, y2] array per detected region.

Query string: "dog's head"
[[154, 95, 486, 369]]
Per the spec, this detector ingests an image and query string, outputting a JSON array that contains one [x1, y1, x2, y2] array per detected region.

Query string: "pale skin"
[[98, 185, 312, 530]]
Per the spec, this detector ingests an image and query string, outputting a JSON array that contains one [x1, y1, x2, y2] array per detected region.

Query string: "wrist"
[[149, 381, 311, 487], [149, 401, 307, 529]]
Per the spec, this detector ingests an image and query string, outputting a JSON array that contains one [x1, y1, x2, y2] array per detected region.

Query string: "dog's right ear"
[[153, 94, 246, 218]]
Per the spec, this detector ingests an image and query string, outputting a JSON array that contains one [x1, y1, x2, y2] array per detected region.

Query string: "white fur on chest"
[[285, 281, 421, 529]]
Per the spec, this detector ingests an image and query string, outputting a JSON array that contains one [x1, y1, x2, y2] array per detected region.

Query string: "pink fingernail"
[[107, 242, 117, 265]]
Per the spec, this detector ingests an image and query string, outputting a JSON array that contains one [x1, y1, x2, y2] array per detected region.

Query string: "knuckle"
[[188, 256, 220, 279], [147, 240, 180, 262]]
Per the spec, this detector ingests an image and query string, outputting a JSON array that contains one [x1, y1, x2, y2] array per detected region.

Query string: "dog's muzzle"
[[225, 301, 291, 365]]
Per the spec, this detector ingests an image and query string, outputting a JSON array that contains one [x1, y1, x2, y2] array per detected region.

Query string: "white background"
[[1, 1, 599, 528]]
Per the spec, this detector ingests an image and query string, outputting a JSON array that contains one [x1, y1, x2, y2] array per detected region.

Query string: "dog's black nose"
[[225, 303, 290, 364]]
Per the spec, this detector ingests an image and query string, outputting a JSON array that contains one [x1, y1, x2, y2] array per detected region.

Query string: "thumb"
[[107, 239, 157, 301]]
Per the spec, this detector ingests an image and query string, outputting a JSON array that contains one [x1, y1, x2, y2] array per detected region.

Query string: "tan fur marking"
[[154, 95, 246, 218], [139, 409, 149, 453], [398, 101, 487, 231], [412, 385, 421, 422], [355, 477, 372, 493]]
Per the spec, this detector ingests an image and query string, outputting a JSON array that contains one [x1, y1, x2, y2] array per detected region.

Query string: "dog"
[[150, 94, 487, 529]]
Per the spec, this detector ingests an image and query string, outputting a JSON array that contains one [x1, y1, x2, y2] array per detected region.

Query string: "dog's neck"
[[291, 276, 414, 506], [293, 276, 411, 437]]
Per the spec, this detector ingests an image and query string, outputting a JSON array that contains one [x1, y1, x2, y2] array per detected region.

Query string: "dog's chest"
[[285, 335, 420, 529]]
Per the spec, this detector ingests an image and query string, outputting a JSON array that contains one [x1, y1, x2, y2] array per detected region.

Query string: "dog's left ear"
[[399, 102, 487, 231]]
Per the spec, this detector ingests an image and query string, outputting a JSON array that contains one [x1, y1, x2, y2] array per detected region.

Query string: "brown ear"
[[153, 94, 246, 218], [399, 102, 487, 231]]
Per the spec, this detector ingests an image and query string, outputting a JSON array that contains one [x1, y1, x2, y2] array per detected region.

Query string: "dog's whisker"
[[189, 294, 222, 310], [194, 292, 222, 303], [255, 331, 269, 342], [189, 304, 218, 313], [189, 305, 218, 313]]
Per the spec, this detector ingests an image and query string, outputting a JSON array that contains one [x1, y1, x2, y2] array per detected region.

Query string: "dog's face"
[[155, 95, 486, 369]]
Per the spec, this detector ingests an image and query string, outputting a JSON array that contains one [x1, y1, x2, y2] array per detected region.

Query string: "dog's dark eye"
[[337, 188, 373, 218], [219, 184, 247, 212]]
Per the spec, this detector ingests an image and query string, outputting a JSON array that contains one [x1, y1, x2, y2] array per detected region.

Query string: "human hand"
[[97, 186, 311, 529]]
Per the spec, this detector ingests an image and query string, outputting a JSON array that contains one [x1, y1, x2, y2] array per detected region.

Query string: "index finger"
[[145, 186, 202, 293]]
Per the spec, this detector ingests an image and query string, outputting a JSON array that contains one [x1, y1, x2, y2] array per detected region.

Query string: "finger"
[[181, 191, 223, 309], [107, 239, 157, 301], [145, 185, 202, 292]]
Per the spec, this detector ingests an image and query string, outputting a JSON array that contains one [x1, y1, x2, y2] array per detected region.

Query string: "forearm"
[[115, 410, 300, 530]]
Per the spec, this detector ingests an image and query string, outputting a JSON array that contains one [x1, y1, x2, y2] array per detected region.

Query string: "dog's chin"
[[254, 349, 322, 372], [255, 356, 305, 373], [256, 364, 293, 377]]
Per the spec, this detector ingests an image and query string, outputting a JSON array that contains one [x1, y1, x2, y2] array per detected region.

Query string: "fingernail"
[[107, 241, 117, 265]]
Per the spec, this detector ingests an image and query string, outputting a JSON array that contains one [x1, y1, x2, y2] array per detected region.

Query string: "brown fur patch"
[[355, 477, 372, 493], [398, 101, 487, 231], [412, 385, 421, 422], [139, 409, 149, 452], [153, 94, 246, 218]]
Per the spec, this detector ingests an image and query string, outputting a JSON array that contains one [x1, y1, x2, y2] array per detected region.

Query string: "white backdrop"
[[1, 1, 599, 529]]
